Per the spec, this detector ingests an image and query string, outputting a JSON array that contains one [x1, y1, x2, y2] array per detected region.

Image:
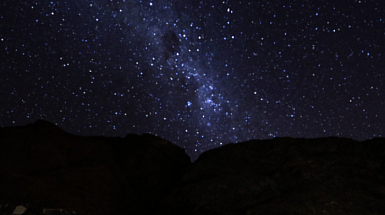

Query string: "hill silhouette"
[[0, 120, 384, 214]]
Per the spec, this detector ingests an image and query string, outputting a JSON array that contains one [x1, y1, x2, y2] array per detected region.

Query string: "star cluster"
[[1, 0, 384, 160]]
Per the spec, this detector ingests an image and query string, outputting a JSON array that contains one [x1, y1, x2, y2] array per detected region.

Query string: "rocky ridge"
[[0, 120, 384, 215]]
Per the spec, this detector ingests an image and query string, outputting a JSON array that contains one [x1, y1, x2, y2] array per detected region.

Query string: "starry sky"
[[1, 0, 384, 160]]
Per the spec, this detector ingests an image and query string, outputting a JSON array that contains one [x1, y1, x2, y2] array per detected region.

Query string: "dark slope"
[[159, 137, 385, 215], [0, 120, 190, 215], [0, 121, 384, 215]]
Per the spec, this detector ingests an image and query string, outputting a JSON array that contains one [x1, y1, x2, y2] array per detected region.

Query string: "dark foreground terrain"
[[0, 120, 384, 215]]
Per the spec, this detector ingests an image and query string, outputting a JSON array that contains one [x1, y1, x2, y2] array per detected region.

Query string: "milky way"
[[1, 0, 384, 160]]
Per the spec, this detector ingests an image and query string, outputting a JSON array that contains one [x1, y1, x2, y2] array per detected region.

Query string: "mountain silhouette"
[[0, 120, 384, 215]]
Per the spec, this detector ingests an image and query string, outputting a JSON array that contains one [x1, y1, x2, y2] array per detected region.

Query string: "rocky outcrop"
[[0, 203, 77, 215], [0, 120, 190, 215], [158, 137, 385, 215], [1, 121, 384, 215]]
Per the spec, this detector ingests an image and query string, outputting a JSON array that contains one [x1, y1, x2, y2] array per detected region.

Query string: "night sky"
[[1, 0, 384, 160]]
